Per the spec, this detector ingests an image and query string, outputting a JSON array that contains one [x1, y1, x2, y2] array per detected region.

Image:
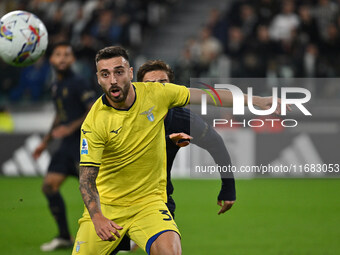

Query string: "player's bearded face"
[[97, 57, 133, 105], [106, 78, 130, 103], [49, 46, 75, 73]]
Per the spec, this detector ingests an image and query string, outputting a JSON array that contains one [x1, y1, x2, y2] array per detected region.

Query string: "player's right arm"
[[188, 88, 288, 114], [79, 165, 122, 241], [191, 117, 236, 214], [168, 107, 236, 214]]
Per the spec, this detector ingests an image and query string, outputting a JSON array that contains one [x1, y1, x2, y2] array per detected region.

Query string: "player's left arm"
[[187, 110, 236, 214], [217, 173, 236, 215], [52, 103, 94, 138], [188, 88, 286, 114]]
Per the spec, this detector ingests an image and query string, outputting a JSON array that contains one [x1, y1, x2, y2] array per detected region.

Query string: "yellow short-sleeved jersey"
[[79, 82, 190, 206]]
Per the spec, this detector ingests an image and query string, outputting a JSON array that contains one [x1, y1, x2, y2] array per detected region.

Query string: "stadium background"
[[1, 0, 340, 254]]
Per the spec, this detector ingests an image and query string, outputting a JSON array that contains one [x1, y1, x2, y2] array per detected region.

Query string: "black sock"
[[45, 192, 70, 240]]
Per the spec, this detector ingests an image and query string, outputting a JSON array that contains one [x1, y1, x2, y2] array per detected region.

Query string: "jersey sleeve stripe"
[[79, 162, 101, 166], [181, 94, 190, 107]]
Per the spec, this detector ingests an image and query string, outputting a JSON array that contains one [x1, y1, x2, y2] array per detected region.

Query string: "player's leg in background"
[[40, 172, 73, 251], [166, 195, 176, 219], [110, 235, 131, 254], [150, 231, 181, 255]]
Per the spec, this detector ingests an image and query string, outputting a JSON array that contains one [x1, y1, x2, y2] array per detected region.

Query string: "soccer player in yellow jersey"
[[72, 46, 281, 255]]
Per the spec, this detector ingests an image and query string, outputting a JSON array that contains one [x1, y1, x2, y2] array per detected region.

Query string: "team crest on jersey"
[[140, 106, 155, 122], [81, 138, 88, 154], [76, 241, 86, 252], [63, 87, 68, 97]]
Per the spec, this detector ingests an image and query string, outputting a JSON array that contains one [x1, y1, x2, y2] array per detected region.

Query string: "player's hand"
[[256, 97, 292, 115], [217, 200, 235, 215], [169, 132, 193, 147], [32, 142, 47, 160], [92, 214, 123, 241], [52, 125, 73, 138]]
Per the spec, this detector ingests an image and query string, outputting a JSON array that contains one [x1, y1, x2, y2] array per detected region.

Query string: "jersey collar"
[[101, 84, 136, 111]]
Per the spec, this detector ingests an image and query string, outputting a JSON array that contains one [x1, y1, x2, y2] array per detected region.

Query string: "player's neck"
[[56, 73, 64, 81], [56, 69, 71, 80]]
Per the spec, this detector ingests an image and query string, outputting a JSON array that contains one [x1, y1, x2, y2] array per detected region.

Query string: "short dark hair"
[[137, 60, 175, 83], [49, 41, 73, 56], [95, 46, 129, 64]]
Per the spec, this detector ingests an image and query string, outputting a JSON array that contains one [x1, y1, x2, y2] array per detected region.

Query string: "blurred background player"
[[112, 60, 236, 254], [33, 42, 96, 252]]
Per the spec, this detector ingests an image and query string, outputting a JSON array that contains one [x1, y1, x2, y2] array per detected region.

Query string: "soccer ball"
[[0, 10, 48, 67]]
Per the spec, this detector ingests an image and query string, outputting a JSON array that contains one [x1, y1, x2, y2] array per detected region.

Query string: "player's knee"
[[163, 241, 181, 255], [42, 182, 53, 195], [150, 231, 181, 255], [151, 242, 181, 255], [42, 182, 59, 195], [42, 173, 65, 194]]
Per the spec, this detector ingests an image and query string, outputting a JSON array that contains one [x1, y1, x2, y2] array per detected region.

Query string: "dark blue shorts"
[[48, 140, 79, 176]]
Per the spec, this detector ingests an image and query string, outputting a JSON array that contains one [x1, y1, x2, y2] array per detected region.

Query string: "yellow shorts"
[[72, 199, 180, 255]]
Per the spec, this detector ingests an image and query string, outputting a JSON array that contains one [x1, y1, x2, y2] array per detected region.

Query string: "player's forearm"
[[189, 88, 234, 107], [67, 104, 92, 134], [219, 178, 236, 201], [68, 114, 87, 134], [245, 94, 262, 107], [215, 89, 234, 107], [193, 126, 236, 200], [192, 123, 230, 165], [79, 166, 102, 219], [217, 90, 263, 108], [43, 115, 60, 144]]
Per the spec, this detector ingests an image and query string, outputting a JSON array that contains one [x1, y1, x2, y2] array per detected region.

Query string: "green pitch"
[[1, 178, 339, 255]]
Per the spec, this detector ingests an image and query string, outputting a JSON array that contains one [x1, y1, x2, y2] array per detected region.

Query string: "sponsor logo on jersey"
[[81, 129, 92, 135], [81, 138, 88, 155], [140, 106, 155, 122], [110, 126, 122, 134]]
